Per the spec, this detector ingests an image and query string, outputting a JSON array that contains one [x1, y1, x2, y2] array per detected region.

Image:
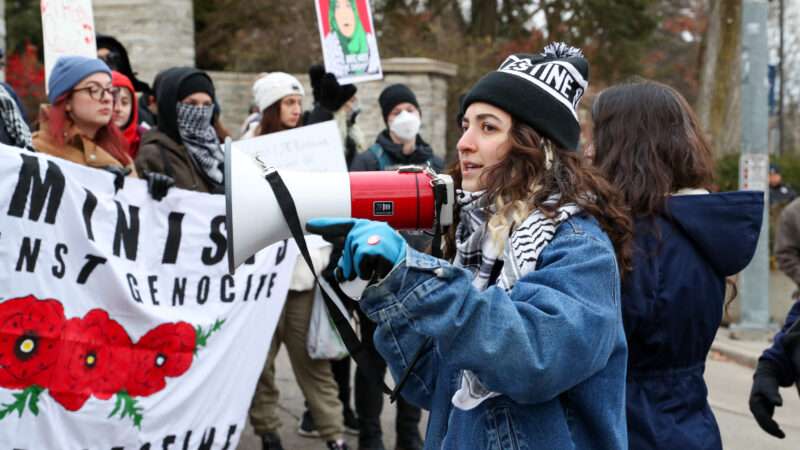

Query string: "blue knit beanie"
[[48, 56, 112, 104]]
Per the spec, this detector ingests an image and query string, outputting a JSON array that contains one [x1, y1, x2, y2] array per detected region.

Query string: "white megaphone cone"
[[225, 138, 455, 274], [225, 139, 352, 273]]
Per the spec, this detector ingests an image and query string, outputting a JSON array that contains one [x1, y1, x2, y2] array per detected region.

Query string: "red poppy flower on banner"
[[49, 310, 133, 411], [126, 322, 196, 397], [0, 295, 65, 389]]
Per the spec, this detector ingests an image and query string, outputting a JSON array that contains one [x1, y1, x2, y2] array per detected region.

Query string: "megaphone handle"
[[264, 169, 424, 400]]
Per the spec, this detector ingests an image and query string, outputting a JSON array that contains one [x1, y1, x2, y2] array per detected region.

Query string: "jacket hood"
[[665, 191, 764, 276], [111, 71, 139, 155], [153, 67, 216, 145], [96, 34, 150, 93], [375, 129, 435, 165]]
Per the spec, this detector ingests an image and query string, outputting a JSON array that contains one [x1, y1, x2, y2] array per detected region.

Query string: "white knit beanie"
[[252, 72, 305, 112]]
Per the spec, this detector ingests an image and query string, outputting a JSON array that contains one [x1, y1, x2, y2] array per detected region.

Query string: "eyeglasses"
[[72, 83, 120, 102]]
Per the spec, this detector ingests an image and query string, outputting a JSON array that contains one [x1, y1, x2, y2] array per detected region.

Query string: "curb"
[[710, 340, 760, 369]]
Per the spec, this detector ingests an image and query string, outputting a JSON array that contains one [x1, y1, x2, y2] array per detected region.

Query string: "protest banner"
[[233, 120, 348, 172], [41, 0, 99, 90], [314, 0, 383, 84], [0, 145, 297, 449]]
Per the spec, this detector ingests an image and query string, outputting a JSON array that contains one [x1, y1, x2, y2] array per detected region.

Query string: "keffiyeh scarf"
[[0, 85, 32, 150], [176, 103, 225, 184], [451, 190, 581, 410]]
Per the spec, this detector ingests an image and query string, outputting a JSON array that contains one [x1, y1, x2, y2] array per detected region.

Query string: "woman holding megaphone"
[[307, 43, 633, 449]]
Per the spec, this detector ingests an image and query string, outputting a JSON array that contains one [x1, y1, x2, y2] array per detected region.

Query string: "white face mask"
[[390, 110, 421, 142]]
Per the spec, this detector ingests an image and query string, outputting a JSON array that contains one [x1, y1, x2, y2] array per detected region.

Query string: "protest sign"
[[0, 146, 297, 449], [233, 120, 348, 172], [315, 0, 383, 84], [41, 0, 98, 90]]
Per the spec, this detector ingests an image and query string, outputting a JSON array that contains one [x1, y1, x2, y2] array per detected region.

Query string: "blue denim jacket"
[[360, 214, 628, 449]]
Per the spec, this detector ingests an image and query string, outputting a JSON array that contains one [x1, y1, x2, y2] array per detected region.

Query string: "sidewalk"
[[711, 327, 776, 368], [236, 328, 785, 450], [237, 346, 428, 450]]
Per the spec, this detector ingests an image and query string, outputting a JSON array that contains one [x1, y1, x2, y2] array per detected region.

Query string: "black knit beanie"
[[319, 73, 358, 111], [177, 72, 215, 102], [379, 84, 420, 124], [461, 42, 589, 151], [309, 64, 326, 103]]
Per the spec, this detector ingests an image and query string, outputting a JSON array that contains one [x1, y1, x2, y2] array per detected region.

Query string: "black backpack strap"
[[264, 169, 405, 397]]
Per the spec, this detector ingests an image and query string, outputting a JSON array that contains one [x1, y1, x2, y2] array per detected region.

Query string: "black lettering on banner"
[[266, 273, 277, 298], [172, 277, 187, 306], [15, 237, 41, 272], [221, 424, 237, 450], [253, 274, 268, 300], [220, 275, 235, 302], [201, 215, 227, 266], [148, 275, 159, 305], [77, 255, 107, 284], [127, 273, 142, 303], [140, 444, 151, 450], [183, 430, 192, 450], [243, 273, 254, 301], [7, 154, 65, 224], [161, 434, 176, 450], [197, 276, 210, 304], [275, 239, 289, 265], [82, 189, 98, 241], [198, 427, 215, 450], [113, 201, 140, 261], [52, 243, 68, 278], [181, 430, 193, 450], [244, 254, 256, 265], [112, 447, 125, 450], [162, 212, 184, 264]]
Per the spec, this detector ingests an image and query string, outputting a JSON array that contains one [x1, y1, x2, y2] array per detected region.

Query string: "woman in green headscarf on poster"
[[323, 0, 381, 80]]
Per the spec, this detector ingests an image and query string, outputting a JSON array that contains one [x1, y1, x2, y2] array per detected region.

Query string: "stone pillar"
[[92, 0, 195, 86], [210, 57, 457, 159]]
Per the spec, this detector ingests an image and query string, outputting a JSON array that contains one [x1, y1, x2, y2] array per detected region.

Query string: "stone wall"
[[210, 58, 457, 159], [92, 0, 195, 87]]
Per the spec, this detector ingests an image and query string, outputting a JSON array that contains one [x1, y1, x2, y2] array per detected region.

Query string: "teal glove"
[[306, 218, 407, 282]]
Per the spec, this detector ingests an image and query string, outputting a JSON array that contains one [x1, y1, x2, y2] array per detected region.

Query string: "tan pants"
[[249, 289, 344, 441]]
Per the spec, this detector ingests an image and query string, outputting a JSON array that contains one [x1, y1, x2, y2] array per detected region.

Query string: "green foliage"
[[715, 153, 800, 193], [714, 153, 741, 192], [6, 1, 43, 55]]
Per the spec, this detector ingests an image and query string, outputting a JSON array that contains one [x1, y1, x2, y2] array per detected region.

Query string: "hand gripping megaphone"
[[225, 140, 455, 274]]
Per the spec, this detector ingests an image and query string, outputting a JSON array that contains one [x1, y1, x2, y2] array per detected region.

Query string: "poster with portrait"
[[315, 0, 383, 84]]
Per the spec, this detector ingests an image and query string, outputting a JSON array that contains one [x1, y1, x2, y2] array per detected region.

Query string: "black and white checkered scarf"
[[451, 189, 581, 410], [0, 84, 32, 150], [176, 103, 224, 184]]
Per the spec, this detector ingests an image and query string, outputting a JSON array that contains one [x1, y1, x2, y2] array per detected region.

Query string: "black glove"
[[143, 171, 175, 201], [749, 359, 786, 439], [102, 165, 132, 192]]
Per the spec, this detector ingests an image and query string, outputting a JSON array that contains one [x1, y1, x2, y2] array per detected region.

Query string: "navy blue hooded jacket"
[[624, 191, 763, 450]]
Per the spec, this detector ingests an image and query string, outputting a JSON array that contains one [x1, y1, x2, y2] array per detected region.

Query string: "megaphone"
[[225, 140, 454, 274]]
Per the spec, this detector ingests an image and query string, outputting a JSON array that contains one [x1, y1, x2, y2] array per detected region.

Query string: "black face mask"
[[99, 49, 123, 71]]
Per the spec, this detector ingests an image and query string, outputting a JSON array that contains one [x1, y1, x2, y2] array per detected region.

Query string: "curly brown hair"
[[444, 120, 633, 274], [591, 79, 714, 216]]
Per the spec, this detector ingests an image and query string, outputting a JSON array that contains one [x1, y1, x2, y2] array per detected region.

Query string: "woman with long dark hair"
[[308, 43, 633, 449], [242, 72, 305, 139], [592, 79, 763, 450]]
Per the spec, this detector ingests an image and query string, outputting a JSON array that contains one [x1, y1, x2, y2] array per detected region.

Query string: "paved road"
[[238, 349, 800, 450]]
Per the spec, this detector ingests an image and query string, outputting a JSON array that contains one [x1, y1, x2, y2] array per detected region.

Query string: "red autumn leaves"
[[0, 295, 204, 421]]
